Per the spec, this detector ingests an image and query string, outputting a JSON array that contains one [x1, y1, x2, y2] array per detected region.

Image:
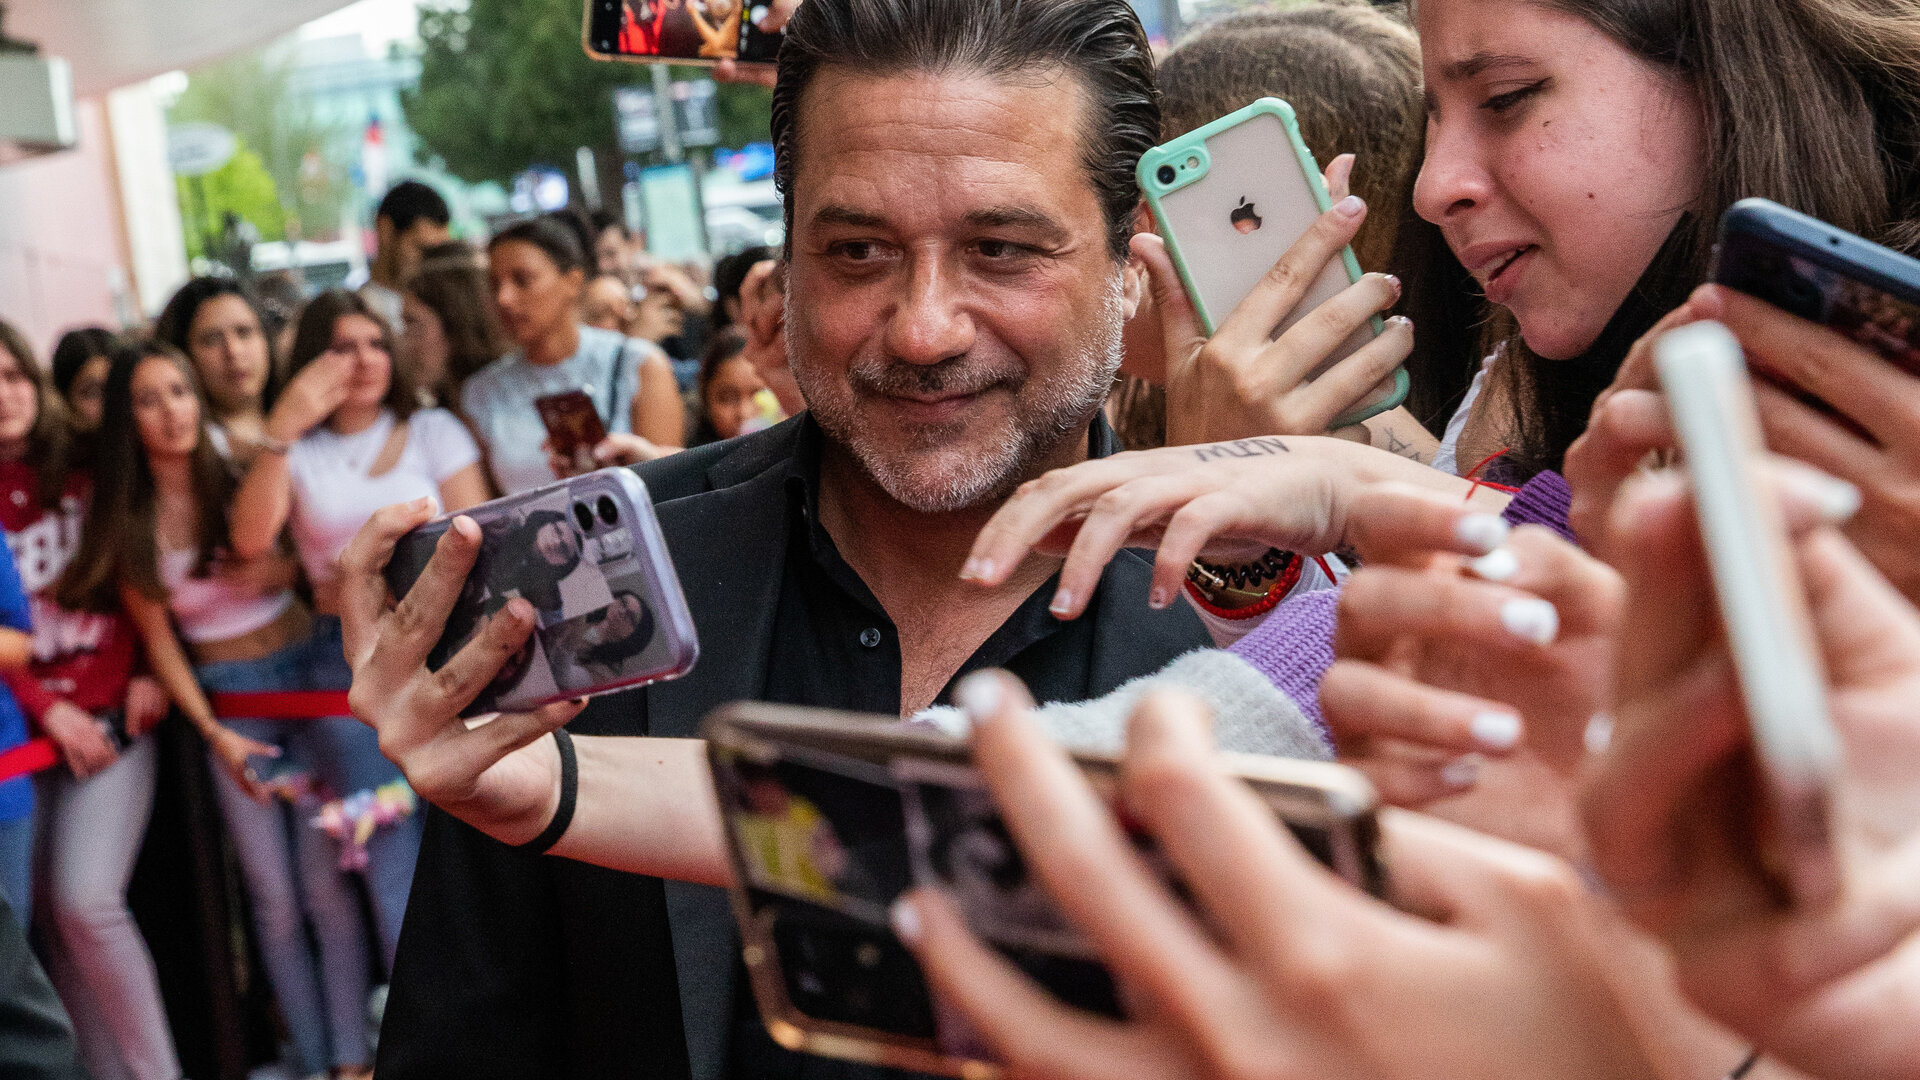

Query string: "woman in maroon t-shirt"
[[0, 319, 181, 1080]]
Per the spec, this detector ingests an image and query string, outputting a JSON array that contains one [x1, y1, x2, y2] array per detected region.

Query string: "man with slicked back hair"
[[364, 1, 1209, 1079]]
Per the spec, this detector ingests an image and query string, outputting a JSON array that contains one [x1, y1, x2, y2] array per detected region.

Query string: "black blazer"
[[375, 417, 1210, 1080]]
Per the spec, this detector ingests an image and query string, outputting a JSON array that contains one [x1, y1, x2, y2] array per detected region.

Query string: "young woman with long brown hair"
[[940, 0, 1920, 887], [59, 340, 376, 1080], [401, 239, 507, 406], [1111, 2, 1479, 457], [228, 289, 487, 969], [155, 278, 285, 470], [0, 319, 176, 1080]]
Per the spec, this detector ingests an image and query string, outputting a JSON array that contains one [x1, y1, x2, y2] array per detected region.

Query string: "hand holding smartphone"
[[706, 702, 1384, 1076], [1655, 320, 1842, 907], [1712, 198, 1920, 380], [1137, 98, 1408, 430], [383, 468, 698, 717]]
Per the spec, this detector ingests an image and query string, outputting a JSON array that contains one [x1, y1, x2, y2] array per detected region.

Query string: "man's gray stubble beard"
[[794, 274, 1127, 514]]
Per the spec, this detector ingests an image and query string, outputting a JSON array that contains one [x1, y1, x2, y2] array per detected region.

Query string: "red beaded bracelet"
[[1183, 551, 1304, 620]]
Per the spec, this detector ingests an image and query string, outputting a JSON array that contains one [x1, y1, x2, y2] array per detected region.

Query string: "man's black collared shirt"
[[377, 414, 1209, 1080], [763, 419, 1120, 717], [736, 417, 1146, 1079]]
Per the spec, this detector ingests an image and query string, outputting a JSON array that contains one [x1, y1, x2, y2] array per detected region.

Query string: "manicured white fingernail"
[[965, 557, 996, 582], [1467, 547, 1520, 582], [1470, 711, 1522, 751], [954, 671, 1004, 722], [1148, 585, 1171, 609], [1455, 513, 1509, 556], [1334, 195, 1365, 218], [1049, 589, 1074, 616], [1585, 713, 1615, 756], [1441, 753, 1483, 789], [1500, 597, 1560, 645], [1782, 469, 1862, 525], [959, 557, 982, 581], [890, 897, 922, 944]]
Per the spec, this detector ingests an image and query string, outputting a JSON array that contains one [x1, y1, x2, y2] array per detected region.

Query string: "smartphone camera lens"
[[596, 494, 620, 526], [573, 501, 595, 533], [1156, 164, 1176, 186]]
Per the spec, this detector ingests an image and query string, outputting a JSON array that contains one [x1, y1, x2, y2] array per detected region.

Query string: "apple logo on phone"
[[1231, 197, 1263, 235]]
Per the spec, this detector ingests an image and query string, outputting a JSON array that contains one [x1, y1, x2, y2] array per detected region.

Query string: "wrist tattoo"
[[1193, 437, 1289, 463], [1383, 430, 1426, 463]]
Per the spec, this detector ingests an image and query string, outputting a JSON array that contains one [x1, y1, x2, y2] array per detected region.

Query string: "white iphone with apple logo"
[[1137, 97, 1406, 428]]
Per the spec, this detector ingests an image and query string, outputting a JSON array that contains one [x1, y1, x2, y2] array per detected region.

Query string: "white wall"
[[106, 80, 189, 318]]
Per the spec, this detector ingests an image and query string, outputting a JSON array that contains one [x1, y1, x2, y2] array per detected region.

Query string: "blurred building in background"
[[0, 0, 366, 352]]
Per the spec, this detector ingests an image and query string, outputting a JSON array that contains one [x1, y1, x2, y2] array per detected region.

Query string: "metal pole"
[[1158, 0, 1183, 42], [650, 64, 683, 164]]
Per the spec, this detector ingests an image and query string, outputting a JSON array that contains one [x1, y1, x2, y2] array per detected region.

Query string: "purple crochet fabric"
[[1229, 588, 1339, 738], [1503, 470, 1575, 543], [1229, 469, 1574, 734]]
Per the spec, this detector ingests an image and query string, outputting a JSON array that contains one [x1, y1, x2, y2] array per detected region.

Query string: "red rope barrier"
[[209, 691, 352, 720], [0, 691, 354, 783], [0, 738, 57, 783]]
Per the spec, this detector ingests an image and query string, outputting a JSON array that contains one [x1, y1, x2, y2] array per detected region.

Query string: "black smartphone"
[[1712, 198, 1920, 379], [583, 0, 783, 66], [95, 709, 131, 752], [705, 702, 1386, 1077], [383, 469, 699, 717]]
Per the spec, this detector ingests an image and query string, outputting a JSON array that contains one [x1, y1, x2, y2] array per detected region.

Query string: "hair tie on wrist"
[[520, 728, 577, 855]]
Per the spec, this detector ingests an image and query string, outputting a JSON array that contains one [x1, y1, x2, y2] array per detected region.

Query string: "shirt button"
[[858, 627, 882, 648]]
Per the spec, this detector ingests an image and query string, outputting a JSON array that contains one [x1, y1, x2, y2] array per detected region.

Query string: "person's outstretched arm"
[[338, 497, 729, 885]]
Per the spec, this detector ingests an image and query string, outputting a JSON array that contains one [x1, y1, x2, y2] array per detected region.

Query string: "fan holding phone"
[[1581, 323, 1920, 1080], [1131, 97, 1439, 459], [1566, 202, 1920, 606]]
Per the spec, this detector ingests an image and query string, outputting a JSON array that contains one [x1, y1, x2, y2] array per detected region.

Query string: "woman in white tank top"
[[228, 289, 488, 973], [61, 341, 377, 1080]]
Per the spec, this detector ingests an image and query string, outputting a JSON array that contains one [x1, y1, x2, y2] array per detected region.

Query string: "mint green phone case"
[[1137, 97, 1408, 429]]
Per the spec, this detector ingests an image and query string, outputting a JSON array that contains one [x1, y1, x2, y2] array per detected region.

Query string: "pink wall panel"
[[0, 99, 127, 357]]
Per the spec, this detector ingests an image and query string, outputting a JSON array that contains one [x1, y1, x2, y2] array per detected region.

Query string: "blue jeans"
[[302, 615, 421, 970], [199, 640, 372, 1073], [0, 810, 30, 929]]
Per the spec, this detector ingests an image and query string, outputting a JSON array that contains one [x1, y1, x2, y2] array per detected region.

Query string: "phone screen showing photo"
[[388, 481, 683, 716], [716, 745, 1121, 1054], [535, 391, 608, 467], [587, 0, 783, 63], [715, 744, 1344, 1058]]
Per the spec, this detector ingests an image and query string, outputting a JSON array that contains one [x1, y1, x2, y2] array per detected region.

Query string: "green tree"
[[176, 143, 287, 260], [406, 0, 771, 193], [169, 50, 349, 243]]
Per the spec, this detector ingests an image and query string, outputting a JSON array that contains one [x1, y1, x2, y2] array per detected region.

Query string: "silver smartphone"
[[383, 468, 698, 717], [706, 701, 1385, 1077], [1656, 320, 1842, 906]]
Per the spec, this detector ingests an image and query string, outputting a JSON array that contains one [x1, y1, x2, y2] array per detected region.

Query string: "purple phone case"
[[383, 468, 699, 717]]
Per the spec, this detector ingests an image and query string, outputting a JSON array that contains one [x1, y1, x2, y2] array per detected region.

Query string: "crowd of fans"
[[0, 174, 788, 1080], [6, 0, 1920, 1078]]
